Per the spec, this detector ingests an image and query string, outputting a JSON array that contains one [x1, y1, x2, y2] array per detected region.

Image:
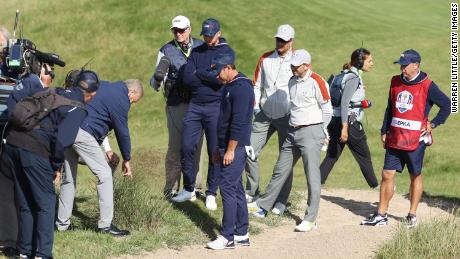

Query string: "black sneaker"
[[98, 224, 130, 237], [361, 212, 388, 226], [234, 233, 250, 246], [404, 213, 417, 229]]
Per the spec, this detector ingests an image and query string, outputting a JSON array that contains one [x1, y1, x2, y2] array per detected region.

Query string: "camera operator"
[[2, 69, 98, 259], [150, 15, 207, 199], [0, 25, 17, 258], [0, 33, 64, 257]]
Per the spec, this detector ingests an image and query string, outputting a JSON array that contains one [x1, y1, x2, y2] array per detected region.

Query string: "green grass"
[[1, 0, 459, 258], [375, 214, 460, 259]]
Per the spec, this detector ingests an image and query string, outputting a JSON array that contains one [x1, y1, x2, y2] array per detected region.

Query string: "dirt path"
[[119, 188, 450, 259]]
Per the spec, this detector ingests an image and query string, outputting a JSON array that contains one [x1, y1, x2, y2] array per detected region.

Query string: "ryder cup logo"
[[395, 90, 414, 113]]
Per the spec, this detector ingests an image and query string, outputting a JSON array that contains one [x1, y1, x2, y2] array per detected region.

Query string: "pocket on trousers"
[[348, 121, 366, 141]]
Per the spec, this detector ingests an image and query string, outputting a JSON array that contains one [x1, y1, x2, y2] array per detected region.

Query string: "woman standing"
[[320, 48, 378, 188]]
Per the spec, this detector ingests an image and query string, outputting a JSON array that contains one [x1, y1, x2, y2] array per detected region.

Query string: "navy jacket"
[[381, 71, 451, 134], [182, 38, 234, 103], [6, 83, 87, 170], [80, 81, 132, 161], [218, 73, 255, 148], [13, 73, 43, 91]]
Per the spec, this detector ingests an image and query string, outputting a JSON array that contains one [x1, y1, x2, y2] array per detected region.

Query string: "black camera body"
[[1, 11, 65, 80], [5, 38, 65, 78]]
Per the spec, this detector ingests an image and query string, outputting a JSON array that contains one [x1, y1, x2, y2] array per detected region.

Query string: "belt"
[[292, 122, 322, 129]]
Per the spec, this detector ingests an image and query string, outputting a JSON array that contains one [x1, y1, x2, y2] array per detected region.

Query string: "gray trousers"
[[257, 124, 324, 222], [245, 111, 293, 208], [56, 128, 114, 229], [165, 103, 205, 193]]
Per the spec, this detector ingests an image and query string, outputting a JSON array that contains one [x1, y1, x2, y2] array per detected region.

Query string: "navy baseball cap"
[[200, 18, 220, 37], [212, 50, 235, 74], [76, 70, 100, 93], [394, 49, 421, 65]]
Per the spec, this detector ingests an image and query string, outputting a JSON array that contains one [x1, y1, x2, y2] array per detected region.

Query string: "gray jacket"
[[332, 66, 365, 123]]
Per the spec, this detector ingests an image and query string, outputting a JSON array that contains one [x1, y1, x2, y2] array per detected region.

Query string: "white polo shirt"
[[289, 69, 332, 127]]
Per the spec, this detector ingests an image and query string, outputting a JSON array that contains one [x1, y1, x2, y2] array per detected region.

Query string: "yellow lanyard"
[[174, 38, 193, 58]]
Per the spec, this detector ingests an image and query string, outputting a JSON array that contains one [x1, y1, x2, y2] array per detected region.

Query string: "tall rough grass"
[[113, 149, 171, 231], [114, 178, 172, 231], [375, 215, 460, 259]]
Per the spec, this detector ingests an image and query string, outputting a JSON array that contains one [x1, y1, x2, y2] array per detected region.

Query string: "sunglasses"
[[172, 28, 188, 34]]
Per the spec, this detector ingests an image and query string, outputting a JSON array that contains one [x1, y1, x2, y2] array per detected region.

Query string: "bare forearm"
[[226, 139, 238, 153]]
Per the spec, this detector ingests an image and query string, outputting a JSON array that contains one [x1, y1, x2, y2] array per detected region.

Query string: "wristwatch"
[[430, 122, 437, 129]]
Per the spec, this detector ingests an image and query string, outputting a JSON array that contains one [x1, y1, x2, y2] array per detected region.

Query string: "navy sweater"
[[7, 85, 87, 170], [381, 71, 451, 134], [182, 38, 234, 103], [80, 81, 132, 161], [218, 73, 255, 148]]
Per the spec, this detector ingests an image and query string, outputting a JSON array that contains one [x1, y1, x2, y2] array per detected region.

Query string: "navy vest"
[[160, 37, 203, 106]]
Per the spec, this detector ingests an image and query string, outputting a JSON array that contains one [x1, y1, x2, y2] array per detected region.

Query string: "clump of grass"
[[113, 178, 171, 231], [375, 216, 460, 259], [113, 149, 170, 231]]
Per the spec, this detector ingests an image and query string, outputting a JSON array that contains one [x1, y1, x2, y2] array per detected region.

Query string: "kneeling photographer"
[[320, 48, 379, 188]]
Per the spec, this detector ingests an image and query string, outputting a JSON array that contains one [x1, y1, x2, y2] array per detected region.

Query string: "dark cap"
[[211, 50, 235, 74], [394, 49, 421, 65], [76, 70, 100, 93], [200, 18, 220, 37]]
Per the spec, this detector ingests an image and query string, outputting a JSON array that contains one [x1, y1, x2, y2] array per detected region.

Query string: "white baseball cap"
[[290, 49, 311, 66], [274, 24, 295, 41], [171, 15, 190, 29]]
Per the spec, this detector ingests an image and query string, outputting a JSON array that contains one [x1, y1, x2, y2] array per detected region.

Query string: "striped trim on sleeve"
[[253, 50, 275, 86], [311, 72, 331, 101]]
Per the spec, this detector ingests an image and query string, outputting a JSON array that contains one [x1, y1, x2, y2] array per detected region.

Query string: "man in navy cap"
[[361, 49, 451, 228], [56, 76, 144, 236], [207, 51, 253, 250], [172, 18, 234, 211]]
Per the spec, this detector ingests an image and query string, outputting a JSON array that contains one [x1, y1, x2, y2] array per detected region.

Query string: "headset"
[[63, 58, 95, 89], [75, 70, 100, 93]]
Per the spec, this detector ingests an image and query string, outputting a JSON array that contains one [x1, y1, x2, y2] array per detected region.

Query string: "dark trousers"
[[218, 147, 249, 241], [5, 145, 55, 259], [0, 148, 18, 248], [320, 117, 378, 188], [181, 102, 220, 196]]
